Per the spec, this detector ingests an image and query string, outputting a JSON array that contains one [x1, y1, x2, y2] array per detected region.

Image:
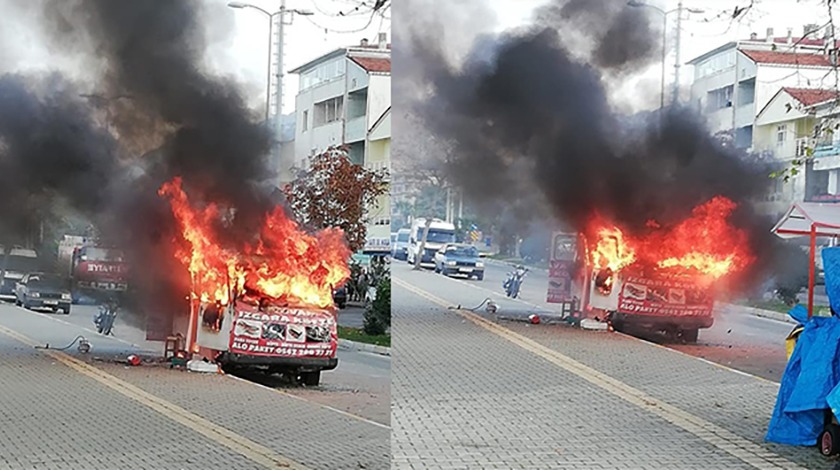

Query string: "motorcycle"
[[94, 300, 118, 336], [503, 265, 528, 299]]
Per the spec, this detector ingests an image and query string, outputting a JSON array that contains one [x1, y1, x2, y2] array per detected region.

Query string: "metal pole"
[[274, 0, 286, 136], [660, 14, 666, 110], [264, 14, 274, 122], [672, 1, 683, 104], [809, 224, 816, 319]]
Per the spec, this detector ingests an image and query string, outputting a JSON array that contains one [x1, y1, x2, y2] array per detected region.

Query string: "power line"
[[302, 7, 382, 34]]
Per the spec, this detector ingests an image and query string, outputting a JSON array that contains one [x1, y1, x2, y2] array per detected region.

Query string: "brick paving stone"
[[0, 339, 257, 469], [494, 318, 826, 468], [93, 362, 390, 470], [0, 302, 389, 470], [393, 265, 834, 468], [393, 284, 749, 468], [392, 264, 829, 469]]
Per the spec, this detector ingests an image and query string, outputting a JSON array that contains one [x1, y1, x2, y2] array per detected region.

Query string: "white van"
[[0, 247, 39, 300], [407, 218, 456, 267]]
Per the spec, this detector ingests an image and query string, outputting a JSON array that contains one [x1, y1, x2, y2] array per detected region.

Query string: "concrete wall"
[[294, 77, 345, 165], [367, 75, 391, 131]]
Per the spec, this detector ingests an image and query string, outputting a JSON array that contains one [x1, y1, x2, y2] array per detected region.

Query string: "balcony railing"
[[344, 115, 366, 143], [814, 142, 840, 159]]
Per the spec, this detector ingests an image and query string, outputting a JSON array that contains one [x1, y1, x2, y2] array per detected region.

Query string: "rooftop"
[[739, 49, 834, 67], [349, 56, 391, 73], [783, 87, 839, 107]]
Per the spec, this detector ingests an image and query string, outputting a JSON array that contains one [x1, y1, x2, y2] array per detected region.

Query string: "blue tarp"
[[765, 247, 840, 445]]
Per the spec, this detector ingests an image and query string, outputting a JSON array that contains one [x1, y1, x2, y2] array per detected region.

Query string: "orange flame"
[[158, 177, 351, 308], [586, 196, 753, 283]]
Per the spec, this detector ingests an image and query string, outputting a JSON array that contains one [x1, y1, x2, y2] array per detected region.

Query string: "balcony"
[[813, 142, 840, 171], [344, 115, 366, 143]]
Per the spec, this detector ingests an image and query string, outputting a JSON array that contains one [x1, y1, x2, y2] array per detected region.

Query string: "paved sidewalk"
[[0, 302, 389, 470], [392, 268, 829, 469]]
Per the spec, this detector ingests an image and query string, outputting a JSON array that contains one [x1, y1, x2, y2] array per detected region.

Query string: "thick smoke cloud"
[[0, 74, 117, 243], [397, 0, 785, 291], [0, 0, 276, 321]]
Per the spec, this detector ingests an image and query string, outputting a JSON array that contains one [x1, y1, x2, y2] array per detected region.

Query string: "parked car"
[[433, 244, 485, 280], [333, 284, 347, 309], [392, 228, 410, 261], [15, 272, 72, 314]]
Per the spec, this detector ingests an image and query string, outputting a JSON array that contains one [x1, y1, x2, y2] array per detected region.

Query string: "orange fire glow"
[[586, 196, 753, 284], [158, 177, 351, 308]]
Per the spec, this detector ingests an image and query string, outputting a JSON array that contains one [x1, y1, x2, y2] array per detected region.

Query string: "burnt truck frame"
[[194, 291, 338, 386]]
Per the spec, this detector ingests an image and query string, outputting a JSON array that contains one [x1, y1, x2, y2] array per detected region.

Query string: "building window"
[[777, 124, 787, 146], [302, 110, 308, 132], [313, 97, 344, 127], [706, 86, 733, 111]]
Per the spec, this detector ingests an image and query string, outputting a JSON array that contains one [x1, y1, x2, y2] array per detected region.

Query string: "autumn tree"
[[283, 146, 389, 252]]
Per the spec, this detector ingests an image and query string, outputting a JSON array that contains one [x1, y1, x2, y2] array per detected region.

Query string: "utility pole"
[[672, 1, 683, 105], [273, 0, 286, 138]]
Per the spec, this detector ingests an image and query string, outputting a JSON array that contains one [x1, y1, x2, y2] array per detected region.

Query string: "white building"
[[364, 106, 391, 254], [289, 35, 391, 254], [687, 26, 836, 148], [290, 35, 391, 168]]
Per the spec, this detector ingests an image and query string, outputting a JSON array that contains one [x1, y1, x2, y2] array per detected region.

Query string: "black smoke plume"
[[396, 0, 791, 292], [0, 0, 275, 324]]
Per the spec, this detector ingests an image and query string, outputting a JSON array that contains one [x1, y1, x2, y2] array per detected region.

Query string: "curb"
[[338, 338, 390, 356], [720, 303, 798, 325]]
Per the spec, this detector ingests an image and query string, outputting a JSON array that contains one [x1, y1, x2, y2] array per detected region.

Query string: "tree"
[[284, 146, 388, 252]]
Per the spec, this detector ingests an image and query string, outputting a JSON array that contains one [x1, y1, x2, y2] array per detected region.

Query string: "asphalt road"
[[2, 300, 391, 426], [396, 257, 794, 382]]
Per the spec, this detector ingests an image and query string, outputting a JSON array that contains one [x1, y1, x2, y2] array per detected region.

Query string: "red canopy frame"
[[772, 203, 840, 318]]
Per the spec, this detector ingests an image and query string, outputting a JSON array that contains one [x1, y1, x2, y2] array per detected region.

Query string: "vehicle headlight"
[[476, 262, 484, 268], [446, 261, 457, 266], [61, 293, 71, 300], [30, 292, 40, 298]]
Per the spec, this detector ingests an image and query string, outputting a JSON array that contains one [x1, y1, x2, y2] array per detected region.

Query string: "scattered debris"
[[580, 318, 609, 331], [187, 359, 221, 374], [126, 355, 141, 366], [529, 314, 541, 324]]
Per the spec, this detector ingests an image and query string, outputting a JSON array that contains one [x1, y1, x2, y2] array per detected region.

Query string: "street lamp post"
[[228, 1, 313, 124], [627, 1, 704, 108]]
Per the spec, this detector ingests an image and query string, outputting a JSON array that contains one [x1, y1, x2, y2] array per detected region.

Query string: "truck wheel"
[[820, 425, 840, 456], [300, 371, 321, 386], [680, 329, 699, 344], [476, 273, 484, 281]]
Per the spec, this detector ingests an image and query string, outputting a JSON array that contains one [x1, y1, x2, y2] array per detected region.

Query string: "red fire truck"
[[58, 236, 129, 303]]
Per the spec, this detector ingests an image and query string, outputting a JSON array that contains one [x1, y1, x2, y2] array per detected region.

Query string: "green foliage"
[[363, 275, 391, 336]]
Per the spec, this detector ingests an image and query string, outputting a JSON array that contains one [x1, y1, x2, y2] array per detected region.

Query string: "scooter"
[[503, 265, 528, 299], [94, 302, 118, 336]]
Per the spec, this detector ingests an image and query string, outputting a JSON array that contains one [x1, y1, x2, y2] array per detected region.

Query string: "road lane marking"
[[0, 324, 310, 470], [394, 277, 801, 470]]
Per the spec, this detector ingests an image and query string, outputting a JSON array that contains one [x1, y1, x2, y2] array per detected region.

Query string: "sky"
[[478, 0, 831, 112], [0, 0, 390, 115], [0, 0, 827, 115]]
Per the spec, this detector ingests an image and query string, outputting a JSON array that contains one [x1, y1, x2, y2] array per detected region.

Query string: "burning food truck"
[[547, 197, 752, 342], [159, 178, 349, 384], [192, 281, 338, 385]]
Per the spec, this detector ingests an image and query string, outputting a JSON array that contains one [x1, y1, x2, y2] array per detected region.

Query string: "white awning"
[[772, 202, 840, 239]]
